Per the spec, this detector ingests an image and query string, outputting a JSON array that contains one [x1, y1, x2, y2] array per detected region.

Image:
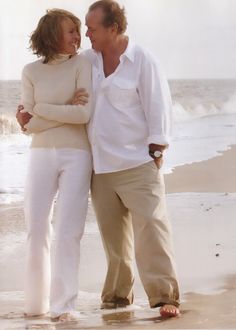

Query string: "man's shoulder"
[[129, 41, 160, 65]]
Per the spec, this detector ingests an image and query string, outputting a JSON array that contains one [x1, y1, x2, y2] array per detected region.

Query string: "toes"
[[51, 312, 76, 322], [59, 313, 75, 322], [160, 305, 180, 317]]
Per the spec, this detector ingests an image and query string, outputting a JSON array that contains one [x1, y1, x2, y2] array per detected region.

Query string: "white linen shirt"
[[83, 40, 172, 174]]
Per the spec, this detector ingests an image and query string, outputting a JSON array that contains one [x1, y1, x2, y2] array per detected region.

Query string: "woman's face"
[[59, 18, 80, 55]]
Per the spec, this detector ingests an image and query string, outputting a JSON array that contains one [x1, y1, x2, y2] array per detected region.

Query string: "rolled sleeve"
[[147, 134, 171, 146], [139, 51, 172, 147]]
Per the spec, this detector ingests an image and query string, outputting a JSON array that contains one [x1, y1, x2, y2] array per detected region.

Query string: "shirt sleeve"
[[33, 58, 93, 124], [138, 52, 172, 146]]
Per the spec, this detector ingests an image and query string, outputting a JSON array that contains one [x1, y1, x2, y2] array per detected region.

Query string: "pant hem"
[[150, 299, 180, 308]]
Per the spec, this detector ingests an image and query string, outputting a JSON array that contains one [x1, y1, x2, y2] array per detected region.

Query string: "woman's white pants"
[[24, 148, 92, 317]]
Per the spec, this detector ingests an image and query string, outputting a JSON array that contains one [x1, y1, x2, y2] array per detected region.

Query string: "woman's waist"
[[30, 124, 90, 149]]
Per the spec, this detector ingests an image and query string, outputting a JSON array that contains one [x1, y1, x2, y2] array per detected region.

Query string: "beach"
[[0, 145, 236, 329], [165, 145, 236, 193]]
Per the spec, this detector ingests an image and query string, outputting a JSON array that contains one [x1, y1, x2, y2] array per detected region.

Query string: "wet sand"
[[0, 277, 236, 329], [0, 145, 236, 329], [165, 145, 236, 193]]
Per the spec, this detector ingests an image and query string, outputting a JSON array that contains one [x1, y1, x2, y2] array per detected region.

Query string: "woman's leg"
[[50, 149, 92, 318], [24, 149, 58, 316]]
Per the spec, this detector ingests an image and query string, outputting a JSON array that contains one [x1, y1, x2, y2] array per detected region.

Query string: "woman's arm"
[[32, 57, 93, 124], [21, 66, 63, 133], [24, 115, 64, 134]]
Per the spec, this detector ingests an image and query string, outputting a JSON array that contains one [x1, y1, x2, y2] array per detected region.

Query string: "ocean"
[[1, 79, 236, 204]]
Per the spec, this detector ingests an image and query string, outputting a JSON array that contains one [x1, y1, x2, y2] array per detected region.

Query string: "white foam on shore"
[[164, 113, 236, 173]]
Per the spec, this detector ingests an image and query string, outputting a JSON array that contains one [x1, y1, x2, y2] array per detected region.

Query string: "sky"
[[1, 0, 236, 80]]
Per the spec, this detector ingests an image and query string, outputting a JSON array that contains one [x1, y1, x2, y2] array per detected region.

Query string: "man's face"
[[85, 8, 112, 52]]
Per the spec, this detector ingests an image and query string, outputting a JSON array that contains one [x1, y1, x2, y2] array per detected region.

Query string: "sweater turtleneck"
[[47, 53, 75, 65]]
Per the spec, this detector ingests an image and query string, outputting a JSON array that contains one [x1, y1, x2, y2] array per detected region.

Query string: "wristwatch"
[[149, 150, 163, 159]]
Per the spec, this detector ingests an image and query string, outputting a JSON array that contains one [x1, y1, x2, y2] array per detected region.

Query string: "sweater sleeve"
[[33, 57, 93, 124], [21, 65, 64, 133], [21, 65, 35, 115], [24, 115, 64, 134]]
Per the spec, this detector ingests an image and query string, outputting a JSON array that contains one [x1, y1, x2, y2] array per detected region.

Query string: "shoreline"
[[165, 145, 236, 193], [0, 276, 236, 329]]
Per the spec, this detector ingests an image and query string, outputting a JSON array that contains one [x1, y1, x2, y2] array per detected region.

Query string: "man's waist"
[[92, 147, 151, 174]]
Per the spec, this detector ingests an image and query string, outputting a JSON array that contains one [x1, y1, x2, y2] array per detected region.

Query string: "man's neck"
[[102, 35, 128, 59], [100, 35, 129, 77]]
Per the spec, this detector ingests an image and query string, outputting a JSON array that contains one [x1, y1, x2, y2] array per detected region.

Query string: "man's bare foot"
[[159, 304, 180, 317]]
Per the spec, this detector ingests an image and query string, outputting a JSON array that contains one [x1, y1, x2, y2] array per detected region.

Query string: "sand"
[[0, 145, 236, 329], [165, 145, 236, 193]]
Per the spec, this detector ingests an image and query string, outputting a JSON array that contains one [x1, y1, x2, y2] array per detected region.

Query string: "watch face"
[[154, 151, 162, 157]]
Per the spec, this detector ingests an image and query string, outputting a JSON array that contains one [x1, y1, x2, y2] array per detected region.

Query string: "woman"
[[20, 9, 92, 321]]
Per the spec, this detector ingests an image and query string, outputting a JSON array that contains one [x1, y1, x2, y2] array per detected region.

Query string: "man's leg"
[[91, 172, 134, 307], [117, 162, 180, 310]]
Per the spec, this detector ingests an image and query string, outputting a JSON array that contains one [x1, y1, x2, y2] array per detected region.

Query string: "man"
[[17, 0, 180, 317]]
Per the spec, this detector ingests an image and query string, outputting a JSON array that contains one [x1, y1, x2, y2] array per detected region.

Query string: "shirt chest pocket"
[[106, 80, 140, 110]]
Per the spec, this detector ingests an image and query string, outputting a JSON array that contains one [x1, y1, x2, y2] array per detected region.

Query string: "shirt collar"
[[120, 38, 135, 63], [90, 37, 135, 68]]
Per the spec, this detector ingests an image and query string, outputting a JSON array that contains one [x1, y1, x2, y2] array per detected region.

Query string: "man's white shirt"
[[83, 39, 172, 174]]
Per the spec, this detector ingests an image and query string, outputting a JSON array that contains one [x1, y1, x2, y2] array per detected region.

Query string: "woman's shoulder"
[[22, 59, 43, 74], [71, 53, 91, 68]]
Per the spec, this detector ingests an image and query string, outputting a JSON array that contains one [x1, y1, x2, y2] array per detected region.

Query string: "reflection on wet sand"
[[102, 310, 135, 325], [2, 308, 177, 330]]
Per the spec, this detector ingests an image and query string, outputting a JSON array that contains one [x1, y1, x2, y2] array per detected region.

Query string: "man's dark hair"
[[89, 0, 127, 34]]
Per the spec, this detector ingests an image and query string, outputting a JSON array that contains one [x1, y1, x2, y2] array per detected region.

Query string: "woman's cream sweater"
[[21, 54, 92, 150]]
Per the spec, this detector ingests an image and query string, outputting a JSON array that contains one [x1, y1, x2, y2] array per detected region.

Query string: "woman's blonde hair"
[[30, 9, 81, 63]]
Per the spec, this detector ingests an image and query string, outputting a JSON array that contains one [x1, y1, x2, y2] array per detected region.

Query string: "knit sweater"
[[21, 53, 92, 150]]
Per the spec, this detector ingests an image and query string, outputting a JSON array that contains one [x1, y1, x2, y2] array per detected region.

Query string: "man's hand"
[[149, 143, 166, 169], [71, 88, 89, 105], [154, 156, 164, 169], [16, 105, 32, 131]]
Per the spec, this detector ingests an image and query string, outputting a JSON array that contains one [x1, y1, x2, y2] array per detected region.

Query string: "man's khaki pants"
[[91, 161, 180, 308]]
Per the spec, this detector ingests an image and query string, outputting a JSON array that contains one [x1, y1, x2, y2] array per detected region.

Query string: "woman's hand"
[[71, 88, 89, 105]]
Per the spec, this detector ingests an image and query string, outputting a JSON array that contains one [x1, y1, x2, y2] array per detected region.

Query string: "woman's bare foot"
[[51, 312, 78, 322], [24, 312, 47, 318], [159, 304, 180, 317]]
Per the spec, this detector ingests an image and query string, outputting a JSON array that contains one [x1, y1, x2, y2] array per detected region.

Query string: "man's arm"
[[138, 52, 172, 168]]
